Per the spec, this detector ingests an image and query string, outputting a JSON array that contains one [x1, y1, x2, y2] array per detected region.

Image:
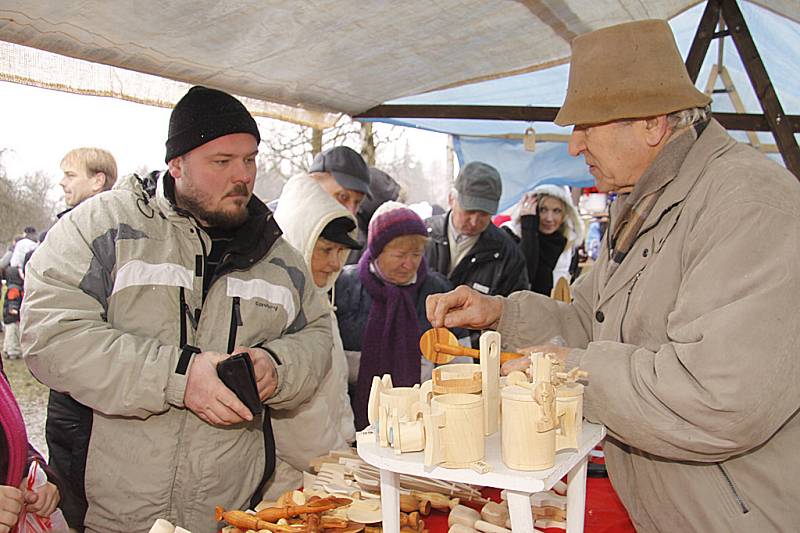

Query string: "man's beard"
[[178, 183, 250, 229]]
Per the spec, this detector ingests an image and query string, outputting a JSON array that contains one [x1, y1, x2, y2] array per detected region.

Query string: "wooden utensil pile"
[[306, 450, 487, 505]]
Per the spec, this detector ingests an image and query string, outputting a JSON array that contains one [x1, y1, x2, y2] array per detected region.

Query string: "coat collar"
[[597, 119, 737, 305]]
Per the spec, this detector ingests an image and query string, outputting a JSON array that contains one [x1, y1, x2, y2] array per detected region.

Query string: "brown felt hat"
[[555, 19, 712, 126]]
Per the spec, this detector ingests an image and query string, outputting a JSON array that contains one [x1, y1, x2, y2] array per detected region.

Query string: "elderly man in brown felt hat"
[[428, 19, 800, 532]]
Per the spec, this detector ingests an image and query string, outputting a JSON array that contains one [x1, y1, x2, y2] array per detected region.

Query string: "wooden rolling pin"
[[419, 328, 523, 365]]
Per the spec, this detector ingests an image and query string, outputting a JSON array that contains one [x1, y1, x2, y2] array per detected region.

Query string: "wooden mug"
[[555, 382, 584, 451], [501, 385, 556, 470], [425, 393, 485, 468]]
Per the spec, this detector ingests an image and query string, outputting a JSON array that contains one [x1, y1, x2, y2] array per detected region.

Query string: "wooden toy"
[[474, 520, 512, 533], [419, 328, 523, 365], [367, 374, 393, 427], [447, 505, 481, 528], [388, 413, 426, 455], [479, 331, 500, 436], [479, 501, 509, 527], [432, 364, 482, 394], [346, 498, 382, 524], [399, 494, 431, 515], [424, 393, 485, 469], [411, 491, 460, 512], [551, 276, 571, 302]]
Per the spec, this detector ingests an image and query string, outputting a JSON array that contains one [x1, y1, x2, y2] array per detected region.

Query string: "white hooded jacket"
[[268, 174, 356, 496], [501, 184, 584, 287]]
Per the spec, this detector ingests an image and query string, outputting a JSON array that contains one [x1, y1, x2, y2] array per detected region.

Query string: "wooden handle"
[[434, 343, 522, 364]]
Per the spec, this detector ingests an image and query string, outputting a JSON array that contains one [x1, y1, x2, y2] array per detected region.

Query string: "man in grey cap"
[[308, 146, 371, 215], [424, 161, 528, 302]]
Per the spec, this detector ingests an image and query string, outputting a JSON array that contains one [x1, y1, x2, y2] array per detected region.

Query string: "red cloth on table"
[[422, 477, 634, 532]]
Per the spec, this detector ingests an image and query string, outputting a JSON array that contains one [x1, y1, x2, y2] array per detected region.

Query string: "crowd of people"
[[0, 17, 798, 533]]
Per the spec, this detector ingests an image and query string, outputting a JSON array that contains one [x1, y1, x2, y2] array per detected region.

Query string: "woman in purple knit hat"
[[335, 201, 458, 430]]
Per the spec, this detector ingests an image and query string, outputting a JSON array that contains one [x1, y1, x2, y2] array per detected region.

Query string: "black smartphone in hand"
[[216, 352, 263, 416]]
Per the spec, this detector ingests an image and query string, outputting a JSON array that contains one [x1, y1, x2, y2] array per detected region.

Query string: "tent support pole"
[[719, 0, 800, 179], [685, 0, 722, 83]]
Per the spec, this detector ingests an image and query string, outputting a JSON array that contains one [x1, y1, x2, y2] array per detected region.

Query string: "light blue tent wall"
[[367, 2, 800, 211]]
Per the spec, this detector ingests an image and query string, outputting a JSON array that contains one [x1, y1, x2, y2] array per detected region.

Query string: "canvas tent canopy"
[[0, 0, 797, 209]]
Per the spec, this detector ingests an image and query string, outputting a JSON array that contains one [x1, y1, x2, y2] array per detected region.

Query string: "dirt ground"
[[1, 330, 49, 458]]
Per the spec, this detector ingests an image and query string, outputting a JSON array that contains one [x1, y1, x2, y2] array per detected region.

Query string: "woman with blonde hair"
[[502, 184, 583, 296]]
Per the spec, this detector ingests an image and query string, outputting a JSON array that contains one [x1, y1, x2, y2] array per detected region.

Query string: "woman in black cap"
[[269, 173, 362, 498]]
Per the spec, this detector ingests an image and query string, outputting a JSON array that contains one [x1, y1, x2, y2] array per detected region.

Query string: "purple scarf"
[[0, 361, 28, 486], [354, 249, 427, 430]]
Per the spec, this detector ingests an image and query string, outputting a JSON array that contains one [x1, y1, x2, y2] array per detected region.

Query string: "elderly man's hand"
[[184, 351, 253, 426], [500, 344, 571, 375], [426, 285, 504, 330], [234, 346, 278, 402]]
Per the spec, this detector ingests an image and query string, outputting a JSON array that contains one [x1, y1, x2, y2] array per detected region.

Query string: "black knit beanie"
[[165, 86, 261, 163]]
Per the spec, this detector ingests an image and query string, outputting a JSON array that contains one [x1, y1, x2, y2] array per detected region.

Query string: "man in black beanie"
[[21, 86, 333, 533]]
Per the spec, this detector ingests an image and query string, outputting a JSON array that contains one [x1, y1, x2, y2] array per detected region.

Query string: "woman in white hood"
[[268, 174, 360, 497], [501, 184, 583, 296]]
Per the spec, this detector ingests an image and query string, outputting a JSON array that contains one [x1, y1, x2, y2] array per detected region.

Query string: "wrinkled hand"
[[21, 479, 59, 517], [519, 193, 538, 217], [234, 346, 278, 401], [426, 285, 504, 330], [184, 351, 253, 426], [0, 485, 23, 532], [500, 344, 570, 375]]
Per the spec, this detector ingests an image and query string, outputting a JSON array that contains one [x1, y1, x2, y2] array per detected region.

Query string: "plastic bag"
[[16, 461, 69, 533]]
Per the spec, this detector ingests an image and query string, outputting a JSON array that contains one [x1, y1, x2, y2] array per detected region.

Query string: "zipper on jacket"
[[717, 463, 750, 514], [226, 296, 243, 354], [619, 269, 644, 342]]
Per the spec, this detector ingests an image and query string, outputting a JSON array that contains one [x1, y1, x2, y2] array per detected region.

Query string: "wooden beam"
[[685, 0, 722, 82], [720, 0, 800, 179], [356, 104, 559, 122], [357, 105, 800, 132]]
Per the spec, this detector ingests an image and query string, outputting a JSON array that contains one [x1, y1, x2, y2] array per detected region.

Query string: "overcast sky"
[[0, 80, 447, 189]]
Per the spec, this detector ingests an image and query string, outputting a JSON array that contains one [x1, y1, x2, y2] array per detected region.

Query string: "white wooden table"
[[357, 422, 605, 533]]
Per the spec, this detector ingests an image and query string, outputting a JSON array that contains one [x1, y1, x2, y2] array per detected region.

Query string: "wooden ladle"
[[419, 328, 524, 364]]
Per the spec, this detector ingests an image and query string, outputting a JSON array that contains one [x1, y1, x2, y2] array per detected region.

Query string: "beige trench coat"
[[497, 121, 800, 532]]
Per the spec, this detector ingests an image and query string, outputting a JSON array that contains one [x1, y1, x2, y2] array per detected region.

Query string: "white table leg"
[[566, 456, 589, 533], [507, 489, 535, 532], [379, 468, 400, 533]]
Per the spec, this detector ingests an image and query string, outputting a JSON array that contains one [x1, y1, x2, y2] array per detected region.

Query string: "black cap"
[[165, 86, 261, 163], [320, 216, 362, 249], [23, 226, 37, 236], [309, 146, 370, 194]]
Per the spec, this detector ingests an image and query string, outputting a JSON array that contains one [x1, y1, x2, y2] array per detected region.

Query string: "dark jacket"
[[334, 265, 453, 353], [2, 268, 23, 325], [45, 392, 92, 530], [424, 212, 529, 297], [503, 214, 567, 296], [346, 168, 402, 265]]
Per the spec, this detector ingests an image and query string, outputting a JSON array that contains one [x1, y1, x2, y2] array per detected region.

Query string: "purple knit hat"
[[367, 201, 428, 257]]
